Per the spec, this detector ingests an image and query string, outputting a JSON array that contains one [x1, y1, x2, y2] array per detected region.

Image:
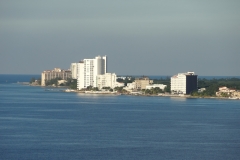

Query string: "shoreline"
[[71, 89, 240, 100], [27, 83, 240, 100]]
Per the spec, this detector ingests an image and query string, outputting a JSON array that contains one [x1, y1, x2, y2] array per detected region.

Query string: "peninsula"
[[28, 55, 240, 99]]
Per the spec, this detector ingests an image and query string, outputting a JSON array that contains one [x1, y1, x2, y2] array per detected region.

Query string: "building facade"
[[124, 82, 136, 91], [41, 68, 72, 86], [216, 86, 237, 97], [70, 63, 78, 79], [96, 73, 117, 89], [114, 82, 125, 88], [134, 76, 153, 90], [171, 72, 198, 94], [77, 56, 107, 90], [146, 84, 167, 90]]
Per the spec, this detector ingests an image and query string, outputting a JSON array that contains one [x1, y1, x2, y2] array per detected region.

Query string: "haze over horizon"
[[1, 0, 239, 76]]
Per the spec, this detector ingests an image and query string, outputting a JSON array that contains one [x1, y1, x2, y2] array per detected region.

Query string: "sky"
[[0, 0, 240, 76]]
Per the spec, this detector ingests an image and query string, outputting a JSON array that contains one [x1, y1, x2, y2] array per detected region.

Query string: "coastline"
[[70, 89, 239, 100], [25, 83, 240, 100]]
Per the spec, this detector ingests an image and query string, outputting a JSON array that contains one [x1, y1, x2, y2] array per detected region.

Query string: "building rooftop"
[[43, 68, 71, 73], [171, 72, 197, 78]]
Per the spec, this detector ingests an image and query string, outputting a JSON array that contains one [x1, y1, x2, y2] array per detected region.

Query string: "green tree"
[[45, 77, 62, 86], [37, 78, 41, 85], [65, 78, 77, 89], [190, 78, 240, 97], [86, 86, 93, 90], [29, 77, 35, 83]]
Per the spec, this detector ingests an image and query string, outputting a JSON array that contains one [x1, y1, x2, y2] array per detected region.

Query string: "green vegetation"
[[191, 78, 240, 97], [29, 77, 36, 83], [85, 86, 99, 91], [102, 87, 113, 92], [44, 78, 77, 89], [142, 87, 164, 95], [220, 92, 229, 97], [45, 77, 62, 86], [114, 87, 128, 93], [66, 79, 77, 89], [29, 77, 41, 85]]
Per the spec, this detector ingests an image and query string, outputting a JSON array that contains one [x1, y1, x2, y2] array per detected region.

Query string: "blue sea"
[[0, 75, 240, 160], [0, 74, 40, 84]]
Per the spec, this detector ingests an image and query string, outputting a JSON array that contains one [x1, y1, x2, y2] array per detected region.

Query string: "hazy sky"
[[1, 0, 239, 76]]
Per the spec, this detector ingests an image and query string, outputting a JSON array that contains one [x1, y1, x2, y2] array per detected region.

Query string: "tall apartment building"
[[41, 68, 72, 86], [70, 63, 78, 79], [77, 55, 107, 90], [135, 76, 153, 90], [171, 72, 198, 94]]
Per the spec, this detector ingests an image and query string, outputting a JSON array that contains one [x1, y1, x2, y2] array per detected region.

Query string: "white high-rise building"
[[77, 61, 84, 89], [171, 72, 198, 94], [70, 63, 78, 79], [77, 55, 107, 90]]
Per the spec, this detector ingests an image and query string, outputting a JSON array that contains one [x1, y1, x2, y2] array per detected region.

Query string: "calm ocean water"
[[0, 75, 240, 160], [0, 74, 40, 83]]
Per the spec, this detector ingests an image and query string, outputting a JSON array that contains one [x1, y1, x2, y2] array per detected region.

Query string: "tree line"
[[30, 77, 77, 89], [191, 78, 240, 97]]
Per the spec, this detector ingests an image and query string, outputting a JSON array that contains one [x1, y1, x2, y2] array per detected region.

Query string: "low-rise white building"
[[198, 88, 206, 92], [58, 80, 67, 85], [96, 73, 125, 89], [114, 82, 125, 88], [96, 73, 117, 89], [146, 84, 167, 90], [125, 82, 136, 91]]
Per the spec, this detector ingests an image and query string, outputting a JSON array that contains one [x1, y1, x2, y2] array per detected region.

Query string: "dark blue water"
[[0, 78, 240, 159], [0, 74, 40, 83]]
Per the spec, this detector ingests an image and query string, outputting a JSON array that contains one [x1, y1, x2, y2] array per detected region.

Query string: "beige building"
[[41, 68, 71, 86], [134, 76, 153, 90], [232, 91, 240, 97], [216, 86, 238, 97]]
